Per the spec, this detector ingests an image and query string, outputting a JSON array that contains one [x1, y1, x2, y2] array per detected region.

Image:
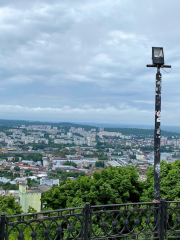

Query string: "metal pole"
[[154, 66, 161, 201], [0, 212, 5, 240], [147, 64, 171, 201], [160, 199, 166, 240], [84, 202, 90, 240]]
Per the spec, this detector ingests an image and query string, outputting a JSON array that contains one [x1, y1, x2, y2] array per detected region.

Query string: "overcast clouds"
[[0, 0, 179, 125]]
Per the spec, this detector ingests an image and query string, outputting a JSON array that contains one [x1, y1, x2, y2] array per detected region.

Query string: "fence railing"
[[0, 199, 180, 240]]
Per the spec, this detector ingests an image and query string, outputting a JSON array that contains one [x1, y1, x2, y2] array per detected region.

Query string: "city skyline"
[[0, 0, 179, 125]]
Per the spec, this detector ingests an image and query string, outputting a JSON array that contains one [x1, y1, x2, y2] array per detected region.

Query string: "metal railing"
[[0, 199, 180, 239]]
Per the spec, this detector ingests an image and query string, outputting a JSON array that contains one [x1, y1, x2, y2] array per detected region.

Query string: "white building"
[[40, 178, 59, 187], [136, 152, 144, 160]]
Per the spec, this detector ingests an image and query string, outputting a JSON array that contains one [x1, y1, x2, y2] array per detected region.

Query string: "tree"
[[27, 206, 37, 213], [42, 166, 144, 210], [14, 156, 19, 162], [0, 195, 22, 215], [141, 160, 180, 202], [95, 161, 105, 168], [4, 166, 10, 170], [3, 182, 19, 191], [129, 155, 136, 160], [14, 166, 20, 171], [63, 161, 77, 168], [29, 171, 33, 176], [25, 154, 43, 162], [27, 178, 31, 187]]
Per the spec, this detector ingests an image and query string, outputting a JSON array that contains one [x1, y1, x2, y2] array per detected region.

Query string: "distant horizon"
[[1, 118, 180, 132]]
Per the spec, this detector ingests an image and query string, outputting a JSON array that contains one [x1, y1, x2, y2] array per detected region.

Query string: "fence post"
[[0, 212, 5, 240], [160, 199, 166, 240], [84, 202, 90, 240]]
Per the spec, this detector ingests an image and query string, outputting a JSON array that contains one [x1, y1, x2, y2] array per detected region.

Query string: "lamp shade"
[[152, 47, 164, 65]]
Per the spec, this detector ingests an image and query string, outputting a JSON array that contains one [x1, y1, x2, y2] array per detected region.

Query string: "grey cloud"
[[0, 0, 179, 125]]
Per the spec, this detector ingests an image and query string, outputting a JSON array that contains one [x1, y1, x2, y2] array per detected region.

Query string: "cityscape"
[[0, 120, 179, 213], [0, 0, 180, 239]]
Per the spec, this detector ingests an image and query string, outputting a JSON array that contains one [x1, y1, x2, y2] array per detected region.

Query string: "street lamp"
[[147, 47, 171, 201], [152, 47, 164, 65]]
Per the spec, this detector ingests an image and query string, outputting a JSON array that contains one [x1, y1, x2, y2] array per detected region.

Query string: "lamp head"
[[152, 47, 164, 66]]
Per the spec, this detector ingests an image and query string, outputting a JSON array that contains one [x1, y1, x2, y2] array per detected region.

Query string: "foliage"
[[14, 166, 20, 171], [140, 146, 154, 151], [0, 170, 20, 179], [96, 140, 114, 149], [54, 149, 66, 157], [0, 195, 22, 215], [25, 154, 43, 162], [25, 170, 34, 176], [27, 206, 37, 213], [1, 182, 19, 190], [4, 166, 11, 170], [95, 161, 105, 168], [27, 178, 37, 187], [161, 146, 174, 152], [63, 160, 77, 168], [129, 154, 136, 159], [141, 160, 180, 201], [0, 153, 8, 159], [95, 149, 108, 160], [0, 153, 43, 163], [42, 166, 144, 209]]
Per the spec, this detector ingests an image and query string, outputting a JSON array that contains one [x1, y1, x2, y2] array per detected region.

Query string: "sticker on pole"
[[157, 128, 160, 134], [155, 164, 160, 174], [157, 111, 161, 117], [157, 118, 161, 122], [157, 80, 161, 85]]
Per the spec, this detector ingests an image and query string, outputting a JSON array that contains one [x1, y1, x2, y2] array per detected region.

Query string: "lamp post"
[[147, 47, 171, 201]]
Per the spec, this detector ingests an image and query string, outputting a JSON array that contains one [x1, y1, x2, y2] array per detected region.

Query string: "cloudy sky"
[[0, 0, 179, 125]]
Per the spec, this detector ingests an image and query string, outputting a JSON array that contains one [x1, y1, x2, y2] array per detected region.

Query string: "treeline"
[[42, 166, 143, 209], [0, 182, 19, 190], [0, 119, 98, 131], [0, 153, 43, 162], [42, 160, 180, 210], [2, 160, 180, 216], [0, 170, 20, 179]]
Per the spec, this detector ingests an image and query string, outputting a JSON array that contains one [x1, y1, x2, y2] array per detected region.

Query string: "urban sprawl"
[[0, 122, 179, 212]]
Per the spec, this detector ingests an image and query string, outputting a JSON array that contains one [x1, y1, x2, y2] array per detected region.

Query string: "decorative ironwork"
[[1, 200, 180, 239], [134, 218, 140, 226], [90, 202, 160, 239], [165, 201, 180, 239], [4, 207, 84, 240]]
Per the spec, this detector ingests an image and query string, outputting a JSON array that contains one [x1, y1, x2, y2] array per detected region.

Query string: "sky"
[[0, 0, 179, 125]]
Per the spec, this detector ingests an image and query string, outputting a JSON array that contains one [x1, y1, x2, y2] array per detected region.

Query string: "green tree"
[[0, 195, 22, 215], [3, 182, 19, 191], [27, 178, 33, 187], [27, 206, 37, 213], [14, 156, 19, 162], [42, 166, 144, 210], [14, 166, 20, 171], [129, 155, 136, 159], [63, 161, 77, 168], [95, 161, 105, 168], [141, 160, 180, 202], [29, 171, 33, 176]]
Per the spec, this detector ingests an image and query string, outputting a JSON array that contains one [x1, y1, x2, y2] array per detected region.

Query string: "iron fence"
[[0, 200, 180, 240]]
